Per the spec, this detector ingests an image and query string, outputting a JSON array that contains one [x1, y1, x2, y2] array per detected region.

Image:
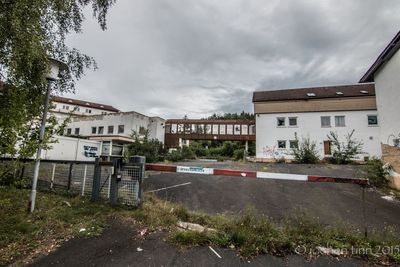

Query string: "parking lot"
[[144, 172, 400, 231]]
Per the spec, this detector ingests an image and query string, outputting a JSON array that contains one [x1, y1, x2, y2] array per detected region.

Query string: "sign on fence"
[[176, 166, 214, 175]]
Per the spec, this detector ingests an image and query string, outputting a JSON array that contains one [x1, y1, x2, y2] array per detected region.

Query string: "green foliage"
[[291, 135, 320, 164], [126, 129, 167, 163], [206, 111, 255, 120], [0, 187, 112, 265], [0, 0, 115, 164], [363, 158, 389, 187], [328, 130, 363, 164], [233, 148, 244, 160]]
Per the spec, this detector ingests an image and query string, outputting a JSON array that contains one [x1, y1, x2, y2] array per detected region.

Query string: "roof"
[[253, 84, 375, 102], [360, 31, 400, 83], [165, 119, 255, 124], [52, 96, 120, 112]]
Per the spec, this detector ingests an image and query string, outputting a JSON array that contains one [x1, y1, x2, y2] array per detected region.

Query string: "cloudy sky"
[[66, 0, 400, 119]]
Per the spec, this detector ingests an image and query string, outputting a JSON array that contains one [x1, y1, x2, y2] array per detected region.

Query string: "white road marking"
[[209, 246, 222, 258], [145, 182, 192, 193]]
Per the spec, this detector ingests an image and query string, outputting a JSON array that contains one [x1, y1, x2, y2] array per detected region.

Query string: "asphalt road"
[[144, 172, 400, 231], [28, 173, 400, 266], [29, 219, 368, 267]]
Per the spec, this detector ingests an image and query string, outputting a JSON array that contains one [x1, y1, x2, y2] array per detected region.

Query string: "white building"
[[253, 84, 380, 162], [51, 96, 120, 121], [360, 30, 400, 189], [65, 111, 165, 157]]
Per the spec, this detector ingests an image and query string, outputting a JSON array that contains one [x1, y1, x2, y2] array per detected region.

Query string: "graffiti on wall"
[[262, 145, 287, 158], [84, 145, 98, 157]]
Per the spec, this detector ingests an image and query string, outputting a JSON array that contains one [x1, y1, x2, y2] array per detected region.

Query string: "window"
[[289, 140, 298, 149], [368, 115, 378, 126], [321, 116, 331, 127], [234, 125, 241, 134], [91, 127, 96, 134], [277, 117, 285, 127], [139, 126, 147, 135], [74, 128, 80, 135], [219, 125, 226, 135], [335, 116, 345, 127], [98, 126, 104, 134], [118, 125, 124, 134], [277, 140, 286, 149], [89, 109, 92, 114], [241, 125, 248, 135], [108, 125, 114, 134], [288, 117, 297, 127], [66, 128, 72, 135]]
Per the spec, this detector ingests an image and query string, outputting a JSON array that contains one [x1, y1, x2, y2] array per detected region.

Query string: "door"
[[323, 141, 331, 155]]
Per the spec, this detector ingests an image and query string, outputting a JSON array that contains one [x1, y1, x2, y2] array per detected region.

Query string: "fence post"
[[50, 163, 56, 190], [82, 164, 87, 196], [91, 158, 101, 201], [109, 160, 120, 205], [67, 163, 73, 191], [129, 156, 145, 204]]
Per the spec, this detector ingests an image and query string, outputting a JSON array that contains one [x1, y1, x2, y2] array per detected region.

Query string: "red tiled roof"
[[253, 84, 375, 102], [52, 96, 120, 112]]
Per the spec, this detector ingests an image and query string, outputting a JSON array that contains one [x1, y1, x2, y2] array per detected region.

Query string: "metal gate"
[[92, 156, 145, 206]]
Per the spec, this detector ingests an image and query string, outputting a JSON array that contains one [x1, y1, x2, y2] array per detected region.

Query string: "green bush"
[[328, 130, 363, 164], [233, 148, 244, 160], [291, 136, 319, 164], [181, 146, 196, 160], [363, 158, 389, 187], [166, 150, 184, 162]]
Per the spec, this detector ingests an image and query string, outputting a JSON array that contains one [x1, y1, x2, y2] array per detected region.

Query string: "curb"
[[145, 164, 368, 185]]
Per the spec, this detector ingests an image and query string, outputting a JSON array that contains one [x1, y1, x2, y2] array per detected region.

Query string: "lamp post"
[[28, 58, 68, 213]]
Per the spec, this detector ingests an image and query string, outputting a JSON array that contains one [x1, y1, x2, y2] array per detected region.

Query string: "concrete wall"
[[374, 49, 400, 146], [42, 136, 101, 161], [374, 49, 400, 189], [66, 112, 165, 142], [255, 110, 381, 161]]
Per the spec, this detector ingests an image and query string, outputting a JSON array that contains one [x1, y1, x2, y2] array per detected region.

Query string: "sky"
[[66, 0, 400, 119]]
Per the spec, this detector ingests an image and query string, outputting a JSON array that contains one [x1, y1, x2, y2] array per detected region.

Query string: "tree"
[[126, 129, 167, 163], [0, 1, 115, 163], [327, 130, 363, 164]]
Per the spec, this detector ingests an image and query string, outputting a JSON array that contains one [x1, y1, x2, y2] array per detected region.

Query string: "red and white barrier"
[[145, 164, 368, 185]]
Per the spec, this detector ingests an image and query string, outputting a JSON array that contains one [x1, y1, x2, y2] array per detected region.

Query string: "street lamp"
[[28, 58, 68, 213]]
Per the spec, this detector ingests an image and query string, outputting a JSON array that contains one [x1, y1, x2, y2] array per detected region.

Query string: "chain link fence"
[[0, 157, 144, 206]]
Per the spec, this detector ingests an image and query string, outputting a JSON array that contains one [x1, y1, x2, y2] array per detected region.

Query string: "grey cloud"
[[65, 0, 400, 119]]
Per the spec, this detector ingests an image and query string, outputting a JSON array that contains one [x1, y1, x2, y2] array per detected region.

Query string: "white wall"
[[66, 112, 165, 142], [256, 110, 381, 161], [374, 49, 400, 146], [42, 136, 101, 161]]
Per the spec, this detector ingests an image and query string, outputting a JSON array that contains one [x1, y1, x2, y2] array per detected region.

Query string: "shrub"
[[327, 130, 363, 164], [233, 148, 244, 160], [291, 136, 319, 164], [166, 150, 184, 162], [363, 158, 389, 187], [125, 130, 167, 163], [181, 146, 196, 160]]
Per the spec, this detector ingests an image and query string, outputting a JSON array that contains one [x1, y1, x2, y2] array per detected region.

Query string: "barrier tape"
[[145, 164, 368, 185]]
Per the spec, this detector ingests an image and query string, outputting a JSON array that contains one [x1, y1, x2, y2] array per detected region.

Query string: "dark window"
[[74, 128, 80, 135], [66, 128, 72, 135], [335, 116, 345, 127], [139, 126, 147, 135], [277, 140, 286, 148], [289, 140, 298, 149], [321, 116, 331, 127], [98, 126, 104, 134], [91, 127, 96, 134], [108, 125, 114, 134], [88, 109, 92, 114], [118, 125, 124, 134], [368, 115, 378, 126], [288, 117, 297, 126], [277, 117, 285, 127], [165, 124, 172, 133]]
